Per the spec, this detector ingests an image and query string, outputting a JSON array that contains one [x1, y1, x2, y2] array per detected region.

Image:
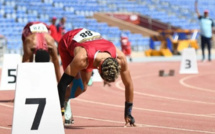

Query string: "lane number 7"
[[25, 98, 46, 130]]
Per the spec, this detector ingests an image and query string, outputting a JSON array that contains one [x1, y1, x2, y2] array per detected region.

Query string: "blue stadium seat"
[[0, 0, 212, 53]]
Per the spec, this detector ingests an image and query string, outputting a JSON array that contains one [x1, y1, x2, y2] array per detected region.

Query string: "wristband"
[[125, 102, 135, 124], [124, 102, 133, 117], [58, 73, 74, 108]]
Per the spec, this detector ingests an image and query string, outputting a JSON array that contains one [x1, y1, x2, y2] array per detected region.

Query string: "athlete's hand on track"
[[124, 102, 136, 127], [124, 114, 136, 127]]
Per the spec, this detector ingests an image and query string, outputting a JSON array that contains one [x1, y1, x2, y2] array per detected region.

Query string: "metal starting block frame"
[[159, 69, 175, 77]]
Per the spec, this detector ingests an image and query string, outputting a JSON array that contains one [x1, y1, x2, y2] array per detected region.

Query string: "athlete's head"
[[35, 49, 50, 62], [204, 10, 209, 17], [51, 16, 57, 25], [99, 57, 121, 82]]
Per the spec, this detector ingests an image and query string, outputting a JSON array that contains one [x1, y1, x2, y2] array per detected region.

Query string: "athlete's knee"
[[74, 86, 87, 98], [83, 84, 88, 92], [74, 87, 86, 98], [75, 88, 86, 97]]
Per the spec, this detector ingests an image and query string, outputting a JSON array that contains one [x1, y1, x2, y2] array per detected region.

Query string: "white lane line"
[[75, 115, 215, 133], [207, 114, 215, 116], [0, 103, 13, 108], [1, 115, 215, 134], [0, 102, 215, 133], [179, 72, 215, 93], [1, 97, 215, 120], [0, 126, 10, 130], [75, 99, 215, 119], [115, 74, 215, 105]]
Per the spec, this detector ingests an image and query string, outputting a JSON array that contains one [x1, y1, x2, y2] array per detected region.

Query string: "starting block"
[[159, 69, 175, 77], [12, 63, 64, 134]]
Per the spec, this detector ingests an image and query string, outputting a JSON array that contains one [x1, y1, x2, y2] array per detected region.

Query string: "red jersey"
[[121, 37, 131, 50], [22, 22, 49, 52], [120, 36, 131, 55], [49, 24, 60, 42], [58, 28, 117, 71]]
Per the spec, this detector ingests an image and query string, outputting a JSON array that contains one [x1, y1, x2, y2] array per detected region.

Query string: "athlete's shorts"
[[58, 38, 92, 72]]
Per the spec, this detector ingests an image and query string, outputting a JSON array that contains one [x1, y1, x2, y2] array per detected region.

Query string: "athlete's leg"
[[201, 36, 206, 61], [68, 71, 92, 98], [64, 73, 82, 125], [67, 70, 92, 98], [64, 73, 81, 125], [64, 99, 74, 126], [88, 70, 94, 86], [80, 70, 92, 90], [206, 37, 212, 61], [64, 71, 92, 125]]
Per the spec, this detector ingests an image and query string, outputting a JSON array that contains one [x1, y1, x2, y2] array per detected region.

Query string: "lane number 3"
[[185, 59, 191, 69]]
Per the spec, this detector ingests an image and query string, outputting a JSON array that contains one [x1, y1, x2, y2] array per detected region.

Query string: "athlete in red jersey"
[[49, 17, 60, 43], [22, 22, 61, 82], [120, 35, 132, 62], [58, 28, 135, 127]]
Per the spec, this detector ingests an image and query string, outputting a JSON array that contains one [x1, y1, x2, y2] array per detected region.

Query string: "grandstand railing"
[[139, 15, 179, 31]]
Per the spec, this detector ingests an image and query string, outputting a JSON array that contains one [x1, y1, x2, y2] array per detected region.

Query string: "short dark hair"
[[100, 57, 120, 82], [35, 49, 50, 62]]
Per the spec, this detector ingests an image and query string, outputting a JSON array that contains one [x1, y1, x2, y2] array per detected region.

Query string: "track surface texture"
[[0, 60, 215, 134]]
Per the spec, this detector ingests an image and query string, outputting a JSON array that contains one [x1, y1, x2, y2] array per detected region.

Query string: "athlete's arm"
[[116, 47, 135, 126], [45, 34, 61, 83], [116, 47, 133, 103], [195, 0, 201, 18], [22, 36, 34, 62]]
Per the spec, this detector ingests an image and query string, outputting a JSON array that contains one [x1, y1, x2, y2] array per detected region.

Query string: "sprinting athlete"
[[58, 28, 135, 127], [22, 22, 61, 82]]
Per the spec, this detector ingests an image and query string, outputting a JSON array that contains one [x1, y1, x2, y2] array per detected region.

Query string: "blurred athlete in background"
[[49, 17, 61, 44], [57, 17, 67, 38], [120, 34, 132, 62]]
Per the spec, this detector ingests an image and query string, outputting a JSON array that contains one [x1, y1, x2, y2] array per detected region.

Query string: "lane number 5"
[[8, 69, 16, 83]]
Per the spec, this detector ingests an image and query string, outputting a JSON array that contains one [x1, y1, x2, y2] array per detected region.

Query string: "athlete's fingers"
[[130, 123, 136, 127], [124, 117, 129, 127]]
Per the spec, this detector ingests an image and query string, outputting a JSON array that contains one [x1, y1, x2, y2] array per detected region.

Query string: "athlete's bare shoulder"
[[116, 47, 126, 60], [44, 33, 55, 47], [24, 34, 37, 47], [44, 33, 54, 42]]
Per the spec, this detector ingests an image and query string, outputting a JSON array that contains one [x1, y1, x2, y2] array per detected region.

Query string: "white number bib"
[[73, 28, 101, 42], [30, 23, 48, 33]]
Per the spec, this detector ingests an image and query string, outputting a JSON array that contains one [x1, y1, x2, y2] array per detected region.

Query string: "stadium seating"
[[0, 0, 213, 53]]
